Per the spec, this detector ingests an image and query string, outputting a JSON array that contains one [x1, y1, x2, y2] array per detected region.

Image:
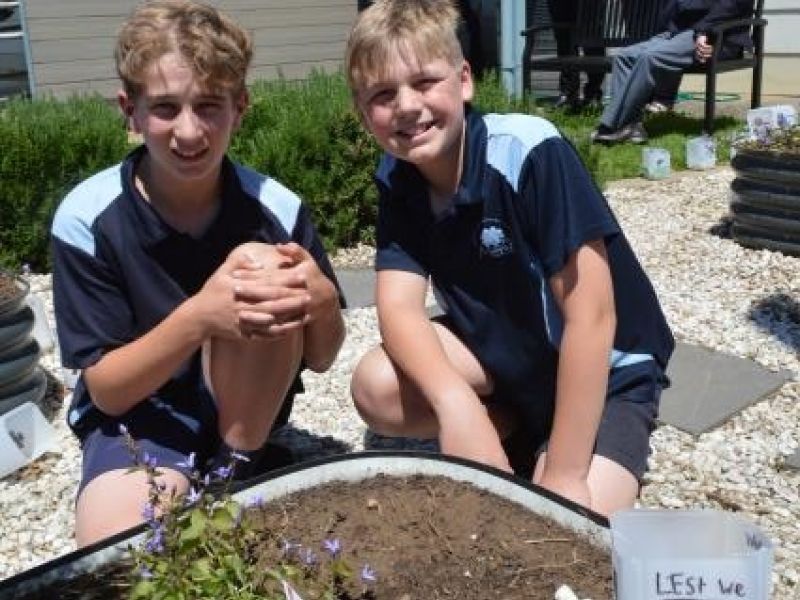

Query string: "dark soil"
[[0, 271, 25, 314], [0, 272, 20, 303], [12, 475, 612, 599]]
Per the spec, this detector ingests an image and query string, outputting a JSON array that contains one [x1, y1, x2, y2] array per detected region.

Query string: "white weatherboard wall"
[[764, 0, 800, 55], [680, 0, 800, 101], [21, 0, 356, 98]]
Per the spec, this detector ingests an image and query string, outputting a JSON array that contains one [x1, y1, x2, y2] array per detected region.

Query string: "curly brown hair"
[[115, 0, 253, 98]]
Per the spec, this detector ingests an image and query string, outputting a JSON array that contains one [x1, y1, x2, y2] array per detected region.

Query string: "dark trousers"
[[546, 0, 605, 99]]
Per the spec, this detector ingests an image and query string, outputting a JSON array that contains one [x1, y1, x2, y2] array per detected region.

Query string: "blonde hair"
[[115, 0, 253, 98], [345, 0, 464, 93]]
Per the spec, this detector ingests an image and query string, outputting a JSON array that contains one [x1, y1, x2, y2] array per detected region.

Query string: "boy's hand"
[[274, 243, 339, 324], [189, 254, 260, 340], [228, 247, 312, 338]]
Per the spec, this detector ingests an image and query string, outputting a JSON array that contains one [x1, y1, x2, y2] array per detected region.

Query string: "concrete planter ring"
[[730, 150, 800, 256]]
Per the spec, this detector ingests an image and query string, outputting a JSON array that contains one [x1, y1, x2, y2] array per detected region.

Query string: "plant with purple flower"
[[118, 427, 378, 599]]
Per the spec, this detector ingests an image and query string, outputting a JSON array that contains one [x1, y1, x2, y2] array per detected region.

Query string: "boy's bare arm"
[[82, 252, 266, 417], [543, 240, 616, 506], [276, 243, 345, 372], [377, 270, 510, 471]]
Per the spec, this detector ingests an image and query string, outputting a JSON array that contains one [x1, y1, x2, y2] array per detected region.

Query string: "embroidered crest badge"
[[479, 219, 512, 258]]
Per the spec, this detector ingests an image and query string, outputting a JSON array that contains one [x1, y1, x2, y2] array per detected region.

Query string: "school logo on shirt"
[[479, 219, 512, 258]]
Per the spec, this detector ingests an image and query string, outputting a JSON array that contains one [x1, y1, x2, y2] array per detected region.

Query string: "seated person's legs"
[[75, 391, 218, 546], [204, 242, 304, 454], [533, 361, 664, 516], [351, 319, 498, 439]]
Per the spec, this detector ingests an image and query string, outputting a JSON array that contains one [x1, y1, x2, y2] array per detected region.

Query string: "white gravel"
[[0, 167, 798, 598]]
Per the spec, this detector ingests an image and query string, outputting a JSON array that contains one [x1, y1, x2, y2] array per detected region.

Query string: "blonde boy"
[[347, 0, 673, 516], [51, 0, 344, 545]]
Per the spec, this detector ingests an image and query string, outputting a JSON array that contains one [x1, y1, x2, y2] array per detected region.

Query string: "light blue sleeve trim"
[[610, 351, 653, 368], [51, 164, 123, 257], [527, 261, 653, 368], [235, 163, 301, 236], [484, 113, 560, 193]]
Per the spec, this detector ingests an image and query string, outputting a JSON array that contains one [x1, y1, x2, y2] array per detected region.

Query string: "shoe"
[[591, 121, 648, 145], [644, 100, 672, 114]]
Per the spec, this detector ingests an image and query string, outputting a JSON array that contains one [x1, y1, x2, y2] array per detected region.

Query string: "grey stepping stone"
[[786, 449, 800, 471], [335, 268, 375, 309], [659, 343, 791, 435], [334, 269, 791, 437]]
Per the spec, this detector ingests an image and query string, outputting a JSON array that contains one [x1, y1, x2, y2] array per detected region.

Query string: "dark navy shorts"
[[433, 313, 665, 481], [591, 359, 666, 481], [75, 377, 296, 497], [501, 359, 665, 482]]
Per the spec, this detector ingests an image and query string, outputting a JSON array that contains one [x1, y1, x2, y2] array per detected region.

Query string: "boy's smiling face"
[[357, 46, 474, 182], [118, 52, 248, 193]]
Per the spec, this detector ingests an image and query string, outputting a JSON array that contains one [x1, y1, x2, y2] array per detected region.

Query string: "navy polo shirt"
[[375, 108, 674, 409], [52, 146, 341, 434]]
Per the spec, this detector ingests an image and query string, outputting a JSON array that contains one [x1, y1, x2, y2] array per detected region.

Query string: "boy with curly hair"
[[52, 0, 345, 545]]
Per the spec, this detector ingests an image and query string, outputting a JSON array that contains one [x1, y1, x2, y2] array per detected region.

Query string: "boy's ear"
[[460, 60, 475, 103], [233, 89, 249, 129], [116, 89, 139, 133]]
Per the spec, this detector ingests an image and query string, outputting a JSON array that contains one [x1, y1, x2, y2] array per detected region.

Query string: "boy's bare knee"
[[228, 241, 287, 270], [351, 350, 393, 412], [75, 468, 188, 547]]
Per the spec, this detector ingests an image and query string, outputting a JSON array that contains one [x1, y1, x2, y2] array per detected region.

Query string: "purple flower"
[[141, 451, 157, 470], [141, 501, 156, 523], [321, 538, 341, 557], [185, 487, 202, 505], [144, 526, 165, 554], [175, 452, 196, 470], [360, 563, 378, 583], [214, 465, 233, 479]]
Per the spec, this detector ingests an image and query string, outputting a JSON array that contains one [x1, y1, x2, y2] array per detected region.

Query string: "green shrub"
[[230, 72, 380, 250], [0, 95, 128, 270], [0, 71, 743, 271]]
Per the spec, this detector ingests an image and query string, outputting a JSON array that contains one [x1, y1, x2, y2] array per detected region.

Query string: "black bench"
[[521, 0, 767, 133]]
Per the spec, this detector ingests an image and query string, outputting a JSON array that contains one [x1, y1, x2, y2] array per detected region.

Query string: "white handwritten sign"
[[645, 559, 757, 599]]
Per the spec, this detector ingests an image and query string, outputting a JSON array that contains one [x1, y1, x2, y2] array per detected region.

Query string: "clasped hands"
[[198, 242, 336, 341]]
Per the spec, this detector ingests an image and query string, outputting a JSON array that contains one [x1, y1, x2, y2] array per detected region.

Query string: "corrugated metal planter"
[[730, 149, 800, 256], [0, 271, 42, 416]]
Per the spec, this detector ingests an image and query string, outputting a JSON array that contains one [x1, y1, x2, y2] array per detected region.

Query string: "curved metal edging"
[[0, 451, 610, 599]]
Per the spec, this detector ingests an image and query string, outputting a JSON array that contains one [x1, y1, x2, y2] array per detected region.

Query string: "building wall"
[[21, 0, 356, 98], [763, 0, 800, 56]]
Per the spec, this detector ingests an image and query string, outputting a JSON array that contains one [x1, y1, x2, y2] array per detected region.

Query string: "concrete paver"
[[335, 267, 791, 436]]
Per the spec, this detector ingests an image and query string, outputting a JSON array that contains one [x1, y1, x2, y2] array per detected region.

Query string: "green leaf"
[[209, 506, 236, 530], [179, 508, 208, 542]]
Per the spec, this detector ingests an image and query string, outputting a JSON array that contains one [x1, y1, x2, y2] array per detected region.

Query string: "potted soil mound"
[[730, 125, 800, 256], [0, 452, 612, 599]]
